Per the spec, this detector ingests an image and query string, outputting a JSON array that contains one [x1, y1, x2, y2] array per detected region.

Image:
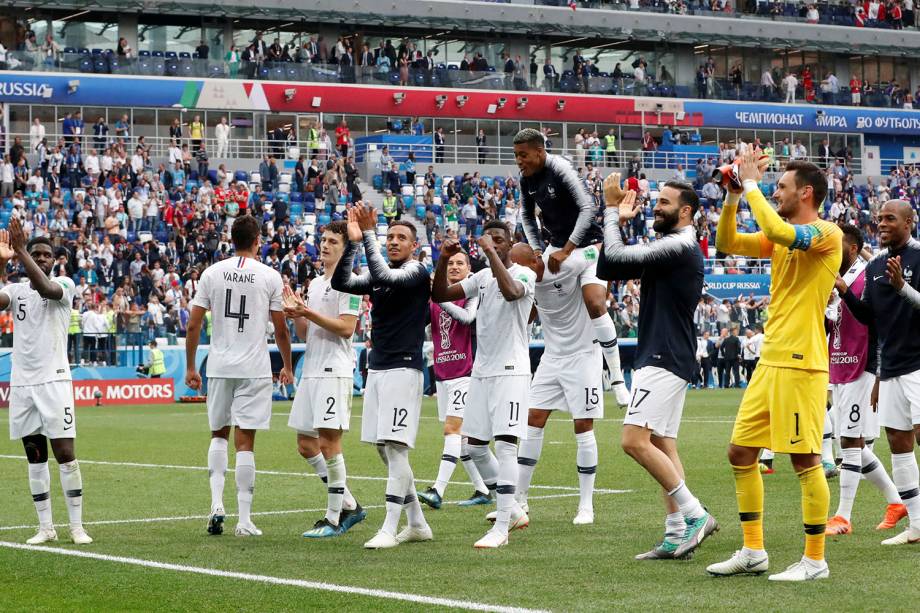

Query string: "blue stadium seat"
[[138, 50, 150, 57]]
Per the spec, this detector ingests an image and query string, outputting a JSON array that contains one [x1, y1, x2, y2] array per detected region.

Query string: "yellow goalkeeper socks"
[[732, 462, 764, 551], [798, 463, 829, 561]]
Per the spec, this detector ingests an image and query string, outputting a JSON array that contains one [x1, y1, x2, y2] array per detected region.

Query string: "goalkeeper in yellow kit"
[[707, 151, 842, 582]]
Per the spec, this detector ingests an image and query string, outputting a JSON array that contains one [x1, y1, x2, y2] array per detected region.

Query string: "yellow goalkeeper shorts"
[[731, 364, 828, 455]]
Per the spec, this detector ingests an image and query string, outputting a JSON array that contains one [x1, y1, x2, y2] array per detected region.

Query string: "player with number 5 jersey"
[[0, 218, 92, 546], [186, 215, 294, 538]]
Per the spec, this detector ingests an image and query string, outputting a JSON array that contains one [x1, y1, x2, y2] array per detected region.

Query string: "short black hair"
[[483, 219, 511, 239], [388, 219, 417, 238], [786, 160, 827, 208], [840, 223, 864, 251], [231, 214, 261, 251], [513, 128, 545, 147], [663, 181, 700, 215], [27, 236, 54, 254]]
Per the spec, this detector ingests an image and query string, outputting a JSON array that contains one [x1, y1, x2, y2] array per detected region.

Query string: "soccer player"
[[281, 220, 366, 538], [598, 176, 717, 560], [432, 221, 538, 548], [514, 128, 629, 407], [824, 223, 905, 535], [509, 243, 605, 525], [185, 215, 293, 537], [708, 153, 841, 581], [332, 205, 432, 550], [0, 219, 92, 545], [417, 250, 493, 509], [838, 199, 920, 545]]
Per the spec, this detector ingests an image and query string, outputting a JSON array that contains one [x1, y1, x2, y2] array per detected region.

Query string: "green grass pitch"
[[1, 390, 918, 612]]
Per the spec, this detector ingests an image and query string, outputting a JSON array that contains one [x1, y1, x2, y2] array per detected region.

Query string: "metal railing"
[[65, 332, 144, 367], [2, 50, 915, 108]]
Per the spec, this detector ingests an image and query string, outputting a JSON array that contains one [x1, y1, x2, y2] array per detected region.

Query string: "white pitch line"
[[0, 541, 548, 613], [0, 491, 632, 533], [0, 455, 628, 494]]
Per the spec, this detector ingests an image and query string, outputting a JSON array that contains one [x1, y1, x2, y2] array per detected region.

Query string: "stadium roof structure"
[[11, 0, 920, 56]]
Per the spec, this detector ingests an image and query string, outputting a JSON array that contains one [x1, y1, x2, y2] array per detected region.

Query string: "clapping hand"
[[603, 172, 626, 208]]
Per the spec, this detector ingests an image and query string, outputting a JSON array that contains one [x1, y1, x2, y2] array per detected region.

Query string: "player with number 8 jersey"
[[187, 215, 293, 538]]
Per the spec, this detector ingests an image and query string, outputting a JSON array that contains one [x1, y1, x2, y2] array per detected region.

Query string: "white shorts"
[[878, 370, 920, 431], [436, 377, 470, 422], [831, 371, 879, 440], [361, 368, 423, 448], [463, 375, 530, 441], [288, 376, 352, 437], [207, 377, 273, 431], [623, 366, 688, 439], [530, 351, 604, 419], [8, 381, 76, 440]]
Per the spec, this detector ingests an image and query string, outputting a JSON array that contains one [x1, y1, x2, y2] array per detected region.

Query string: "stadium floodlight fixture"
[[516, 96, 528, 109], [67, 79, 80, 94], [816, 109, 825, 117], [456, 95, 469, 108], [435, 94, 448, 109], [556, 99, 566, 111], [283, 88, 296, 102], [393, 92, 406, 104], [496, 97, 507, 109]]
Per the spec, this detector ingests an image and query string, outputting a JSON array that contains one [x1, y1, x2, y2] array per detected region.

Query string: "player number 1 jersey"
[[192, 256, 283, 379]]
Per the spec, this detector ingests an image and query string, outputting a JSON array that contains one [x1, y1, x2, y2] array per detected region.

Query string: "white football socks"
[[516, 426, 545, 505], [468, 442, 500, 499], [59, 460, 84, 529], [665, 511, 686, 545], [891, 452, 920, 530], [434, 433, 461, 496], [28, 461, 53, 529], [835, 447, 862, 520], [305, 450, 356, 511], [235, 451, 255, 526], [591, 313, 625, 383], [460, 437, 489, 495], [207, 437, 228, 511], [325, 453, 347, 526], [494, 440, 519, 536], [821, 412, 835, 465], [668, 480, 705, 521], [575, 430, 598, 512], [861, 447, 901, 504]]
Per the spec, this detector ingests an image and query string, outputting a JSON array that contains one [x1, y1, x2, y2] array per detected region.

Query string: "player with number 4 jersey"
[[283, 220, 366, 539], [0, 218, 92, 546], [186, 215, 294, 538]]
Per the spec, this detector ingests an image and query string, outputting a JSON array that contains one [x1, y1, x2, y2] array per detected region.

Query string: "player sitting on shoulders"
[[514, 128, 629, 407], [185, 215, 294, 537], [432, 222, 539, 548], [0, 219, 92, 545], [282, 220, 366, 538], [417, 250, 494, 510]]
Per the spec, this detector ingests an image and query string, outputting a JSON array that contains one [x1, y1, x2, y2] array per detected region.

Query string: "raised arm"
[[715, 190, 769, 258], [480, 235, 526, 301], [0, 230, 13, 310], [8, 218, 63, 300], [431, 239, 467, 303], [330, 236, 373, 295]]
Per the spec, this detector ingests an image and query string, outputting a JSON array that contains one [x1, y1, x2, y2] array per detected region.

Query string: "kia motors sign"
[[0, 379, 174, 407]]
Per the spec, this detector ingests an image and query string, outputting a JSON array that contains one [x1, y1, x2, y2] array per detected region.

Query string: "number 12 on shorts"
[[392, 407, 408, 432]]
